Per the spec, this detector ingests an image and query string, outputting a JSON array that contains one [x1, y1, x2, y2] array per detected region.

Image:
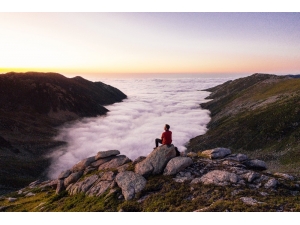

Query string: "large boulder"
[[191, 170, 239, 186], [71, 156, 96, 172], [242, 159, 267, 170], [135, 144, 176, 177], [115, 171, 147, 200], [163, 157, 193, 175], [201, 148, 231, 159], [98, 155, 131, 170], [95, 150, 120, 160]]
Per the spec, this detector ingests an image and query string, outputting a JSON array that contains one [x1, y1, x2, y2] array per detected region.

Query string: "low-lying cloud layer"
[[47, 77, 229, 179]]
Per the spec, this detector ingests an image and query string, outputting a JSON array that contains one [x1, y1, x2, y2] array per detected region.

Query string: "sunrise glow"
[[1, 12, 300, 78]]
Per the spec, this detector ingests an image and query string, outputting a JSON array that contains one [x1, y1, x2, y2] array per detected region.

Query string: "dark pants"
[[155, 138, 162, 148]]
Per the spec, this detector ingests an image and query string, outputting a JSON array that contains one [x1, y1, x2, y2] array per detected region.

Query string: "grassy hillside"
[[187, 74, 300, 175]]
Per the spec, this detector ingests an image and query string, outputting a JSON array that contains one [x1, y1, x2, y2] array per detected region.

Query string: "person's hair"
[[165, 124, 170, 130]]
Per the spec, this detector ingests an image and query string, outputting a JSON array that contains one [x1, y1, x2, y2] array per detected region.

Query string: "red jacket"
[[161, 130, 172, 145]]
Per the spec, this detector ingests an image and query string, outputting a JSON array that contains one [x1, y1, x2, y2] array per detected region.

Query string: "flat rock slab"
[[135, 144, 176, 177], [191, 170, 239, 186], [201, 148, 231, 159], [115, 171, 147, 200], [98, 155, 131, 170], [163, 157, 193, 175], [96, 150, 120, 160]]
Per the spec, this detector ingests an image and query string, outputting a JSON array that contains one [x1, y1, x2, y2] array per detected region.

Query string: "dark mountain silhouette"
[[0, 72, 126, 194]]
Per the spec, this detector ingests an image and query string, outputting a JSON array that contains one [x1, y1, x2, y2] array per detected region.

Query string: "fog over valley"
[[47, 77, 230, 179]]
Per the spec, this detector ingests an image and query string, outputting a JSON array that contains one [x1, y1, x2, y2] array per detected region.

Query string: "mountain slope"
[[0, 72, 127, 193], [187, 73, 300, 175]]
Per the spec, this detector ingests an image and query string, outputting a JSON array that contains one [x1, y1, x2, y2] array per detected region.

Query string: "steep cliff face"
[[0, 72, 127, 192], [187, 73, 300, 175]]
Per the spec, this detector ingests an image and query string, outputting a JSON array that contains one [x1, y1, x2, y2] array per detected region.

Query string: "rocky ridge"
[[1, 145, 299, 212], [187, 73, 300, 175]]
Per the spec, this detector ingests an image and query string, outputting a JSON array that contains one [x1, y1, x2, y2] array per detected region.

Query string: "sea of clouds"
[[47, 77, 230, 179]]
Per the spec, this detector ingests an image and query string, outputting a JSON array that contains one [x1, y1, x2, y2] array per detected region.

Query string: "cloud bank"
[[47, 77, 229, 179]]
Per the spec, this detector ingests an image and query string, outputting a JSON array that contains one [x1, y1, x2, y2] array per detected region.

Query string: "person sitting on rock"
[[154, 124, 172, 149]]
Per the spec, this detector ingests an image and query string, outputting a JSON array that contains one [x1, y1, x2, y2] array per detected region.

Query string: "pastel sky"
[[1, 12, 300, 78]]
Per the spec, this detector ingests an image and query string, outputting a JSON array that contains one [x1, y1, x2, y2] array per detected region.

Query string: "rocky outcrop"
[[135, 144, 176, 177], [5, 146, 299, 213]]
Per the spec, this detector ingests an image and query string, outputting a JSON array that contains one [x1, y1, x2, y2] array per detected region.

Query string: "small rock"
[[186, 152, 197, 158], [25, 192, 35, 197], [246, 171, 261, 183], [173, 177, 192, 183], [274, 172, 294, 181], [7, 197, 17, 202], [201, 148, 231, 159], [264, 178, 278, 189], [260, 192, 269, 196], [240, 197, 264, 206], [29, 180, 41, 188]]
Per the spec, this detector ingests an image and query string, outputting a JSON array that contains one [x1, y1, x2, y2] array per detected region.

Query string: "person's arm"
[[161, 132, 164, 142]]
